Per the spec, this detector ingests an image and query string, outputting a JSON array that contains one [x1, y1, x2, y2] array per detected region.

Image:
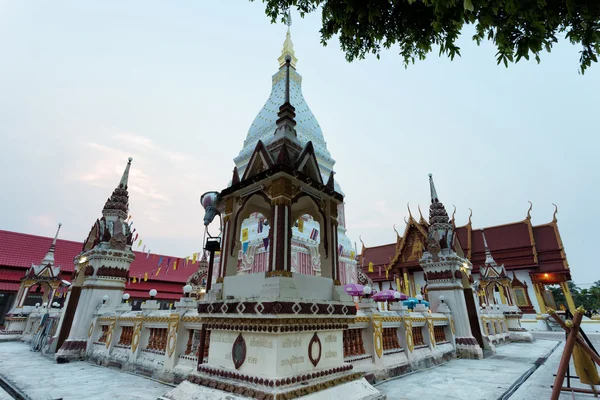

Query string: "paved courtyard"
[[0, 335, 598, 399], [0, 342, 172, 400]]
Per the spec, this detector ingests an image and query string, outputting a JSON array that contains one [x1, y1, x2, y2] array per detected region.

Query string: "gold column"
[[396, 277, 402, 293], [498, 286, 507, 304], [533, 282, 547, 314], [403, 270, 410, 296], [559, 281, 577, 314]]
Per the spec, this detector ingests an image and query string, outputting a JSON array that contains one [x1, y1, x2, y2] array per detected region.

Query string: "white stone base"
[[456, 344, 483, 359], [509, 331, 534, 342], [160, 378, 384, 400]]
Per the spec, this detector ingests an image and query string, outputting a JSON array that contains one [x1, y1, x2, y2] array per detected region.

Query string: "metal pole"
[[551, 310, 584, 400], [197, 246, 217, 370]]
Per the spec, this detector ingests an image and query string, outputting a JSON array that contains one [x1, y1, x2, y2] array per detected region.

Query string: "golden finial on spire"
[[451, 205, 456, 225], [278, 9, 297, 68], [418, 204, 424, 222], [526, 201, 533, 220], [552, 203, 558, 223], [407, 203, 413, 221], [393, 224, 400, 239], [468, 208, 473, 226]]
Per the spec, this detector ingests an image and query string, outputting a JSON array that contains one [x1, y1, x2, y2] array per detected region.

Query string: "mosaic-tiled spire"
[[428, 173, 449, 225], [102, 157, 132, 219], [278, 10, 297, 68], [41, 223, 62, 265]]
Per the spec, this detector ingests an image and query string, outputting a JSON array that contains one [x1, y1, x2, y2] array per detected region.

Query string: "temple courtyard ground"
[[0, 333, 596, 399]]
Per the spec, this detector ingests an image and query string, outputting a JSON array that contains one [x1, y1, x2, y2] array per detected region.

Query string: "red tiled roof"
[[0, 282, 20, 292], [362, 244, 396, 267], [0, 229, 199, 295]]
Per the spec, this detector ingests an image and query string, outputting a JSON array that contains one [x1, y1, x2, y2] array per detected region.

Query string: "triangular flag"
[[241, 228, 249, 242], [142, 244, 146, 253], [152, 253, 156, 260], [243, 242, 249, 254], [192, 253, 197, 263], [144, 273, 148, 281], [368, 262, 374, 273], [146, 251, 150, 259], [158, 256, 163, 266], [155, 268, 161, 277], [173, 260, 177, 271], [185, 256, 189, 266], [167, 258, 171, 267], [138, 239, 142, 247], [133, 277, 137, 283], [127, 215, 132, 221], [263, 237, 269, 250], [298, 219, 304, 233], [386, 269, 389, 279]]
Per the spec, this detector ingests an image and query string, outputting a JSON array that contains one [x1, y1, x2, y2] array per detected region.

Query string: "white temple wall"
[[513, 269, 541, 314]]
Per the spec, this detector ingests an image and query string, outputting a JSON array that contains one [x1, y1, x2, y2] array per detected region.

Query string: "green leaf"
[[464, 0, 474, 12]]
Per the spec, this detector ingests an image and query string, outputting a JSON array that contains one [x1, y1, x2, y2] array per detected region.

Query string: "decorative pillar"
[[533, 282, 547, 314], [559, 281, 576, 314]]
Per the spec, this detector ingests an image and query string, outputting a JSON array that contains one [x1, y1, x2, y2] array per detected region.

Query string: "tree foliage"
[[253, 0, 600, 73], [550, 281, 600, 311]]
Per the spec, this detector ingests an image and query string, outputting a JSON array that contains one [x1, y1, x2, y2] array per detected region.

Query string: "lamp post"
[[102, 295, 109, 305], [197, 191, 223, 369], [149, 289, 157, 300], [122, 293, 130, 304], [183, 284, 193, 298]]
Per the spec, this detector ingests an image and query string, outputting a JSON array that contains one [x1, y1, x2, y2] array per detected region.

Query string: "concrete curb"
[[497, 340, 562, 400], [0, 372, 32, 400]]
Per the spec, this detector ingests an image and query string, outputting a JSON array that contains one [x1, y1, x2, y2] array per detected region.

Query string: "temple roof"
[[232, 26, 338, 191], [358, 209, 570, 280], [0, 229, 204, 300]]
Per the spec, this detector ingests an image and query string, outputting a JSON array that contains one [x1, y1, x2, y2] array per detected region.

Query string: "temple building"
[[224, 17, 358, 286], [359, 177, 573, 320]]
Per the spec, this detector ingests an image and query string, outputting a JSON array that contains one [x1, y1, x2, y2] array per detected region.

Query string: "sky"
[[0, 1, 598, 286]]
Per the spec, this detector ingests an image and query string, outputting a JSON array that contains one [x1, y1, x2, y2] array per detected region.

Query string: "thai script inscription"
[[249, 337, 273, 348], [281, 356, 304, 367], [282, 337, 302, 348], [325, 350, 337, 358], [324, 334, 337, 343]]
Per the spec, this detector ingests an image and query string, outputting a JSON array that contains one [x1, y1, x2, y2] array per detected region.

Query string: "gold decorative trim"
[[182, 315, 202, 323], [354, 316, 369, 323], [405, 318, 414, 352], [88, 322, 94, 338], [426, 317, 436, 348], [131, 314, 144, 353], [203, 317, 355, 327], [265, 270, 293, 278], [166, 314, 180, 358], [106, 316, 117, 348], [372, 315, 383, 358], [144, 316, 170, 323]]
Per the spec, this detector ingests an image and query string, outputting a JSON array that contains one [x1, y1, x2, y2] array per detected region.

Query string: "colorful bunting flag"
[[144, 273, 148, 282], [185, 256, 189, 266], [309, 228, 318, 240], [192, 253, 197, 263], [146, 251, 150, 259], [142, 244, 146, 253], [298, 219, 304, 233], [138, 239, 142, 247], [350, 251, 355, 259], [127, 215, 132, 221], [258, 219, 263, 233], [173, 260, 177, 271], [167, 258, 171, 267], [241, 228, 249, 242], [368, 262, 374, 273], [338, 244, 344, 255], [386, 269, 389, 279], [378, 266, 382, 276], [158, 256, 163, 266], [263, 237, 269, 250], [133, 233, 138, 242], [155, 268, 161, 277], [133, 277, 137, 283], [243, 242, 249, 254]]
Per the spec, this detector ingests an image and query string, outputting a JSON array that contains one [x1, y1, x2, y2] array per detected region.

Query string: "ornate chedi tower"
[[229, 13, 358, 286], [420, 174, 484, 359], [1, 224, 64, 339], [163, 18, 382, 400], [55, 158, 135, 362]]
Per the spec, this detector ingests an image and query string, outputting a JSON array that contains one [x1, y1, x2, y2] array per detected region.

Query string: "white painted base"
[[509, 331, 534, 342], [160, 378, 384, 400]]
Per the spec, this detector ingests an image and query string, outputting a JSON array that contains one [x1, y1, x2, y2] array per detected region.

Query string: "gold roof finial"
[[278, 9, 298, 68], [552, 203, 558, 223], [407, 203, 413, 221], [451, 205, 456, 225], [393, 224, 400, 239], [526, 201, 533, 220], [468, 208, 473, 226]]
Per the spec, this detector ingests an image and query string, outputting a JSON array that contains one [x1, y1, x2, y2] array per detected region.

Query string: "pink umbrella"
[[343, 283, 365, 296], [372, 290, 408, 302]]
